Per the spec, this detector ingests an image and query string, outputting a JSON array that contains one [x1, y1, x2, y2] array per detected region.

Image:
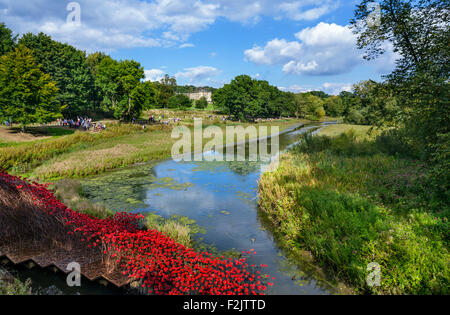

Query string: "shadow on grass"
[[8, 126, 75, 137]]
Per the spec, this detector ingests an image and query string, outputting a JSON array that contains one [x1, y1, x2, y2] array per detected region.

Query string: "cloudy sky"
[[0, 0, 399, 94]]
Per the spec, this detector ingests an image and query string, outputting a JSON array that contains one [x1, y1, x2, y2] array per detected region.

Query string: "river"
[[6, 121, 338, 295]]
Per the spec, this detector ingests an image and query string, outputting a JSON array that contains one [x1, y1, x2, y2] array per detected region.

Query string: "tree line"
[[211, 74, 388, 123], [0, 24, 215, 127]]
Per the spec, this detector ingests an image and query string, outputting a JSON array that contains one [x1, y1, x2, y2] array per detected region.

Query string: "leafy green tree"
[[323, 96, 345, 117], [96, 57, 145, 120], [95, 56, 120, 112], [276, 92, 296, 118], [294, 93, 325, 120], [86, 52, 108, 77], [309, 91, 330, 99], [352, 0, 449, 195], [339, 91, 362, 117], [0, 23, 17, 56], [168, 94, 192, 110], [213, 75, 301, 121], [0, 46, 60, 129], [352, 0, 449, 155], [195, 96, 208, 110], [18, 32, 96, 117], [139, 81, 157, 110], [351, 0, 448, 77], [153, 75, 177, 108]]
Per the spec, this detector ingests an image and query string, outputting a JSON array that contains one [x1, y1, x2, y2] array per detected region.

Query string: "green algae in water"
[[79, 163, 194, 212]]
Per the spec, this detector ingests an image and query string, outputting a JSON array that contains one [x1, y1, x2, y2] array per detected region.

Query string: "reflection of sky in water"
[[81, 122, 337, 295]]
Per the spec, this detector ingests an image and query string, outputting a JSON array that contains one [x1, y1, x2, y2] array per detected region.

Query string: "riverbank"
[[0, 118, 305, 181], [258, 124, 449, 294], [0, 266, 32, 295], [0, 170, 270, 295]]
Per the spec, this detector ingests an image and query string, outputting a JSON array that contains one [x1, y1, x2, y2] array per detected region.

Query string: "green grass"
[[258, 125, 449, 294], [1, 118, 304, 180], [318, 124, 373, 138], [50, 179, 195, 247], [0, 278, 32, 295], [51, 180, 114, 219]]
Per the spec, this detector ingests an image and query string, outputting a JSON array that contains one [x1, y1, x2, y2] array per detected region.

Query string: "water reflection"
[[80, 121, 338, 295]]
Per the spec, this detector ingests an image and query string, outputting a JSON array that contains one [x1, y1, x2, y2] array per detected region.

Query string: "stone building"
[[186, 90, 213, 103]]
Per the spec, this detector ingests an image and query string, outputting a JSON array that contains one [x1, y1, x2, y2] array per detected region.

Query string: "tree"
[[352, 0, 449, 156], [95, 57, 145, 121], [309, 91, 330, 99], [0, 23, 17, 56], [139, 81, 157, 110], [86, 52, 108, 77], [0, 46, 60, 129], [153, 74, 177, 108], [294, 93, 325, 120], [168, 94, 192, 110], [195, 96, 208, 110], [323, 96, 345, 117], [351, 0, 448, 77], [95, 56, 120, 112], [18, 32, 96, 117]]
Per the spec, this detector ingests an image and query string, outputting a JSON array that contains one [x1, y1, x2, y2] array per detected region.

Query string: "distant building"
[[185, 90, 213, 103]]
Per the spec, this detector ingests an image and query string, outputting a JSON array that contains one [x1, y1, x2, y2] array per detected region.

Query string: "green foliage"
[[213, 75, 288, 121], [52, 179, 114, 219], [174, 85, 216, 94], [0, 23, 17, 56], [0, 45, 61, 127], [294, 93, 326, 120], [18, 32, 96, 118], [259, 129, 449, 294], [145, 213, 192, 247], [95, 57, 145, 121], [323, 96, 345, 117], [195, 96, 208, 110], [0, 124, 142, 173], [351, 0, 449, 189], [167, 94, 192, 110], [0, 278, 32, 295], [152, 74, 177, 108]]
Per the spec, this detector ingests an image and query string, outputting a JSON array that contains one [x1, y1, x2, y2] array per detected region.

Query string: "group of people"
[[57, 117, 106, 132], [148, 115, 182, 125]]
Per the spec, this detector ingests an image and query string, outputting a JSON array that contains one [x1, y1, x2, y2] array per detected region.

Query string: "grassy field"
[[318, 123, 372, 138], [258, 124, 449, 294], [0, 117, 305, 180]]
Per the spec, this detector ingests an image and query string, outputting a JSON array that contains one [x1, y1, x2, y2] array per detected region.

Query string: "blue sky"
[[0, 0, 398, 94]]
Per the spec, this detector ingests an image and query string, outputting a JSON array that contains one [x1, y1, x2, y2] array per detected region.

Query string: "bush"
[[167, 94, 192, 110], [195, 96, 208, 110], [0, 278, 32, 295], [259, 130, 450, 294]]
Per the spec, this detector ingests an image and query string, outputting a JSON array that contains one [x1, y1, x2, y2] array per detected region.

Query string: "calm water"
[[5, 121, 337, 295], [79, 121, 338, 295]]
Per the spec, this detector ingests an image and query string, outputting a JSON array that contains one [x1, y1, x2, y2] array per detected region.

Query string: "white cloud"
[[179, 43, 195, 48], [321, 82, 353, 95], [280, 82, 353, 95], [144, 69, 165, 82], [244, 38, 302, 65], [175, 66, 221, 84], [245, 22, 399, 76], [278, 0, 338, 21], [0, 0, 340, 51], [279, 82, 353, 95]]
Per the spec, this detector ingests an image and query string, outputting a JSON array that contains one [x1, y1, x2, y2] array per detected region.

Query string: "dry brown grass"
[[0, 179, 76, 254]]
